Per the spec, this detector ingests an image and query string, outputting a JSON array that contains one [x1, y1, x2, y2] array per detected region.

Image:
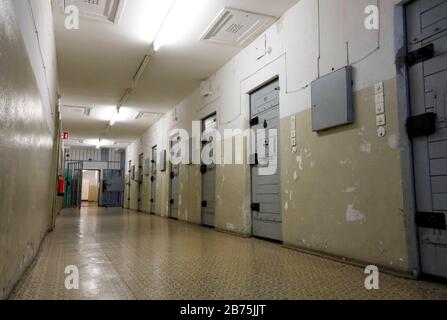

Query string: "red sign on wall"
[[61, 132, 69, 140]]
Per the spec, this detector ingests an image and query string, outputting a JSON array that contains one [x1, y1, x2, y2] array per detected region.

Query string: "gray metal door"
[[138, 153, 144, 211], [150, 146, 158, 214], [406, 0, 447, 278], [250, 79, 282, 241], [101, 169, 124, 207], [201, 114, 217, 227], [170, 136, 180, 219], [126, 160, 131, 209]]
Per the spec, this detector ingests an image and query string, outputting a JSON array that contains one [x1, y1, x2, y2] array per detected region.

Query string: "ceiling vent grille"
[[63, 105, 91, 116], [62, 0, 125, 24], [200, 8, 276, 47]]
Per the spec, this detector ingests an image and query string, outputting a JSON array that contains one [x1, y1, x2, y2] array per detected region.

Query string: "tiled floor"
[[9, 207, 447, 300]]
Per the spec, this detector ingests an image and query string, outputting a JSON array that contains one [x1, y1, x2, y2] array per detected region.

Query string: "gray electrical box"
[[311, 66, 353, 132]]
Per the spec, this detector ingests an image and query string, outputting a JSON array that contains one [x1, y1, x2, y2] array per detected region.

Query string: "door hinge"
[[170, 199, 174, 204], [201, 201, 207, 208], [170, 172, 175, 179], [250, 117, 259, 127], [150, 198, 154, 203], [250, 153, 259, 166], [406, 44, 434, 67], [251, 203, 260, 211], [406, 112, 437, 138], [415, 212, 446, 230], [151, 176, 155, 182], [200, 164, 207, 174]]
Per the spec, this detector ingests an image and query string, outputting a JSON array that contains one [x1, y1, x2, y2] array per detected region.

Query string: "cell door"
[[150, 146, 158, 214], [102, 169, 124, 207], [201, 114, 217, 227], [138, 153, 144, 211], [170, 136, 181, 219], [406, 0, 447, 278], [250, 79, 282, 241]]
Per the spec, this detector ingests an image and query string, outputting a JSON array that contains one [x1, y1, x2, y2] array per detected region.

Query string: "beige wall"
[[126, 0, 412, 273], [0, 0, 59, 299], [280, 79, 408, 271]]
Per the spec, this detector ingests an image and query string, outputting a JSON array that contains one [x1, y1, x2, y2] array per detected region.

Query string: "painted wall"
[[0, 0, 59, 299], [127, 0, 412, 273]]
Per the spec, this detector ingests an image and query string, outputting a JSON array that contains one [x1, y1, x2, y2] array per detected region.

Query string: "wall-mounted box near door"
[[311, 66, 353, 132]]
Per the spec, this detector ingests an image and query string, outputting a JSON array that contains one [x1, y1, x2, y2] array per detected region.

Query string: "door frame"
[[127, 160, 132, 209], [248, 77, 282, 241], [81, 169, 101, 205], [169, 133, 181, 219], [150, 145, 158, 214], [200, 112, 218, 227], [237, 52, 289, 239], [394, 0, 426, 277], [137, 153, 144, 212]]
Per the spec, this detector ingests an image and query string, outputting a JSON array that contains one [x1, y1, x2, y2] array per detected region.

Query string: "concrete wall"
[[0, 0, 59, 299], [127, 0, 413, 273]]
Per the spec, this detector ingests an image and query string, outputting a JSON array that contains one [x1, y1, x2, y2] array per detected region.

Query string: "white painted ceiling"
[[54, 0, 299, 146]]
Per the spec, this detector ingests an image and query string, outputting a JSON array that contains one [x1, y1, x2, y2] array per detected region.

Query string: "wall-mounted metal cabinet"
[[311, 66, 353, 132]]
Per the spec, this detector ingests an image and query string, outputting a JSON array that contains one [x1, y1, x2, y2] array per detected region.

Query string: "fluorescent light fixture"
[[118, 88, 132, 108], [152, 0, 177, 52], [133, 55, 151, 84], [153, 39, 161, 52], [152, 0, 208, 51], [132, 0, 176, 44], [110, 110, 120, 126]]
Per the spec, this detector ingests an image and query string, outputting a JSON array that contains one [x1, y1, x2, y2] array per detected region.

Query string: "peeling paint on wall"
[[339, 159, 352, 165], [296, 155, 303, 171], [346, 204, 365, 223], [293, 171, 299, 181], [388, 134, 399, 150], [344, 187, 357, 193], [360, 140, 372, 154], [280, 79, 409, 272], [226, 223, 235, 231]]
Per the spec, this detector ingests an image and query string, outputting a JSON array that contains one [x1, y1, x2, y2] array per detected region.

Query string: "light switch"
[[291, 137, 297, 146], [376, 114, 386, 126], [291, 130, 296, 138], [375, 93, 384, 104], [375, 82, 384, 94], [375, 103, 385, 115], [291, 115, 296, 129]]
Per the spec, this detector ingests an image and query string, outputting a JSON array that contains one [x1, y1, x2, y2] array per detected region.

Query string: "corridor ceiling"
[[53, 0, 299, 147]]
